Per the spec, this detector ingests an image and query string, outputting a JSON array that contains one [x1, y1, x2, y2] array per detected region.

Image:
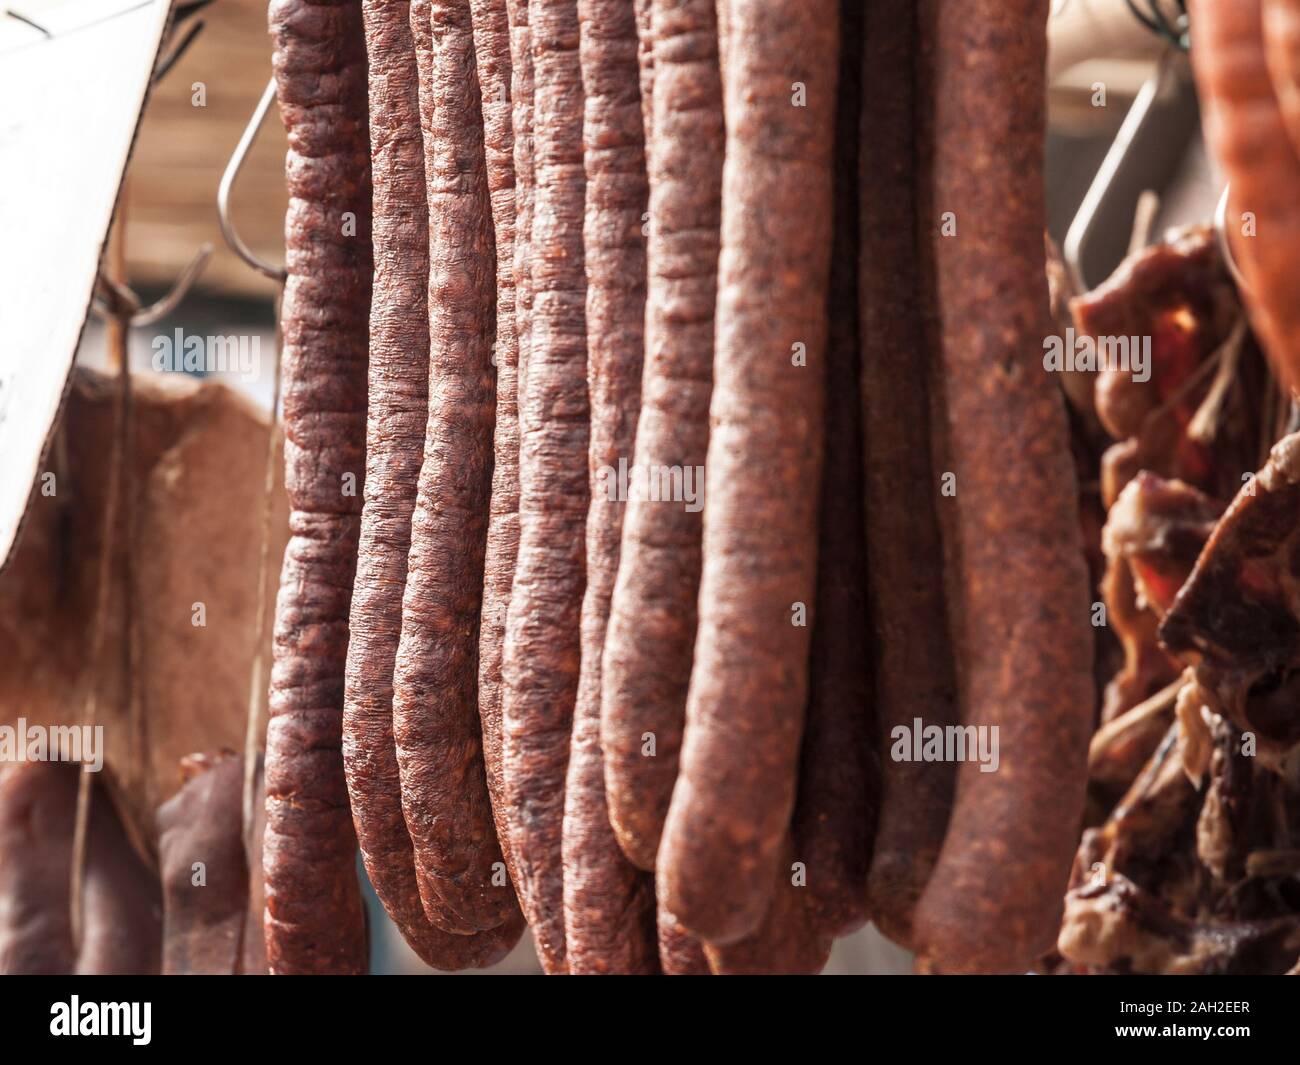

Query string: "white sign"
[[0, 0, 174, 569]]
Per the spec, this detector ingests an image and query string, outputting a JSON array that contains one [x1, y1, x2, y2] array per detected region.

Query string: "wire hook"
[[90, 243, 214, 327], [131, 242, 214, 325], [218, 78, 286, 283]]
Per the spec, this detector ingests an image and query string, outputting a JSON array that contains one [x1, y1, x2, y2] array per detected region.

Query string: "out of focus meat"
[[0, 762, 161, 975], [1073, 226, 1236, 443], [1060, 871, 1300, 974], [1161, 433, 1300, 757], [1104, 473, 1225, 618], [1098, 474, 1220, 734], [158, 752, 267, 975]]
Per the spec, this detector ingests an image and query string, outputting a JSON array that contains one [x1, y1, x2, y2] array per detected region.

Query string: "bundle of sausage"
[[262, 0, 1096, 975]]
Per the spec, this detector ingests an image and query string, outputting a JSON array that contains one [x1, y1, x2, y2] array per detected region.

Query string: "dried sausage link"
[[393, 0, 520, 934], [500, 0, 590, 975], [704, 837, 833, 975], [347, 0, 454, 962], [600, 0, 723, 873], [794, 0, 875, 941], [265, 0, 372, 975], [1196, 0, 1300, 392], [470, 0, 525, 894], [911, 0, 1094, 974], [658, 0, 840, 945], [657, 903, 708, 975], [860, 0, 957, 948], [561, 0, 658, 975]]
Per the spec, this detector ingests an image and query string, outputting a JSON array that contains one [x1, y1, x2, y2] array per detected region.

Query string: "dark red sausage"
[[499, 0, 590, 975], [860, 0, 957, 948], [633, 0, 653, 139], [911, 0, 1094, 974], [470, 0, 525, 894], [1194, 0, 1300, 391], [703, 837, 833, 975], [1264, 0, 1300, 155], [794, 0, 875, 941], [346, 0, 456, 962], [0, 764, 76, 974], [507, 0, 537, 418], [600, 0, 723, 873], [264, 0, 372, 975], [392, 0, 521, 935], [657, 902, 708, 975], [561, 0, 658, 975], [659, 0, 840, 945]]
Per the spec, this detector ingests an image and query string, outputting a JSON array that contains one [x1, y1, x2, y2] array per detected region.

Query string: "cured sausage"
[[470, 0, 524, 891], [393, 0, 519, 934], [158, 753, 247, 974], [561, 0, 658, 975], [500, 0, 590, 974], [346, 0, 522, 966], [794, 0, 874, 941], [600, 0, 723, 873], [489, 0, 532, 860], [703, 837, 833, 975], [1193, 0, 1300, 392], [658, 0, 840, 944], [345, 0, 448, 959], [860, 0, 957, 947], [910, 0, 1094, 974], [628, 0, 707, 971], [264, 0, 372, 975], [269, 0, 518, 976], [657, 903, 708, 975]]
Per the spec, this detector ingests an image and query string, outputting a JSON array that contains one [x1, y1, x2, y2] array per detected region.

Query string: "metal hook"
[[1062, 51, 1197, 293], [218, 78, 286, 282], [1214, 184, 1246, 291], [131, 242, 214, 325], [90, 243, 214, 327]]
